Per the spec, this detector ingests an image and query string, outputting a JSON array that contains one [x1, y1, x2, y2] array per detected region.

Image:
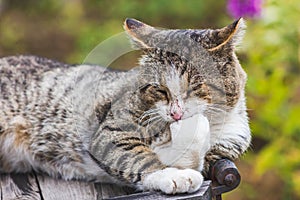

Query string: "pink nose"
[[170, 100, 183, 121], [171, 112, 183, 121]]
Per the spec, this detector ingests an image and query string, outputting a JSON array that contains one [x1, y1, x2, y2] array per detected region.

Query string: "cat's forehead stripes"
[[164, 63, 181, 98]]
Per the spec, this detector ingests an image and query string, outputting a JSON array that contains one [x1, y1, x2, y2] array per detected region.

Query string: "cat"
[[0, 18, 251, 194]]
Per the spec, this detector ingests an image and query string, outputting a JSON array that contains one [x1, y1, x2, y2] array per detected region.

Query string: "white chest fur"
[[153, 114, 210, 171]]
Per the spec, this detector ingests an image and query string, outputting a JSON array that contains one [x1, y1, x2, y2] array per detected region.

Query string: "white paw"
[[142, 168, 203, 194]]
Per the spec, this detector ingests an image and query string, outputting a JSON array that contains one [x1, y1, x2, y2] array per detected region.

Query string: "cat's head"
[[124, 18, 247, 122]]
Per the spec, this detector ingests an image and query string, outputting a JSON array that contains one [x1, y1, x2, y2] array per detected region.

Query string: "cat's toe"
[[180, 168, 203, 193], [142, 167, 203, 194]]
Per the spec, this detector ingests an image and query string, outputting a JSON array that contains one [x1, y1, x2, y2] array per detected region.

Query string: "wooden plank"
[[0, 173, 41, 200], [94, 183, 137, 199], [0, 174, 212, 200], [107, 181, 212, 200], [36, 174, 98, 200]]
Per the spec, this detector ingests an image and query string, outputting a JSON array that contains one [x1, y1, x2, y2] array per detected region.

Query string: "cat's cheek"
[[141, 168, 203, 194], [155, 102, 172, 121]]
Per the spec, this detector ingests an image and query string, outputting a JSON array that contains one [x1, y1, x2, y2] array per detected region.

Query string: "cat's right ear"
[[124, 18, 155, 49]]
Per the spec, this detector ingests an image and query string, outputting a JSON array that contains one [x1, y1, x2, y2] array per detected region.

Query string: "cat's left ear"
[[124, 18, 155, 49], [206, 18, 246, 52]]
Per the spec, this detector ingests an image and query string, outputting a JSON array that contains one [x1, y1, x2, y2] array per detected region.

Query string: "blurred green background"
[[0, 0, 299, 199]]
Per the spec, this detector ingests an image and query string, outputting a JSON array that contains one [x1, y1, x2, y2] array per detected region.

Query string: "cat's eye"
[[139, 83, 153, 93], [140, 83, 169, 99], [153, 85, 170, 101], [156, 89, 168, 97]]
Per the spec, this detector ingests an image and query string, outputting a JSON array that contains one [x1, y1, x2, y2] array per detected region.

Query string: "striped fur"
[[0, 18, 251, 194]]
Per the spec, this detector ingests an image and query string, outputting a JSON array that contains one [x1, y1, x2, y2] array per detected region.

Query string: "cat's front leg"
[[143, 114, 210, 194], [90, 121, 203, 194]]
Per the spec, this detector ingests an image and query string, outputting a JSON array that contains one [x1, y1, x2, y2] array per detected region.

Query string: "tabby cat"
[[0, 18, 251, 194]]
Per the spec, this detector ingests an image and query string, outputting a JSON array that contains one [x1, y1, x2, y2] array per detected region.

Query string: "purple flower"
[[227, 0, 262, 19]]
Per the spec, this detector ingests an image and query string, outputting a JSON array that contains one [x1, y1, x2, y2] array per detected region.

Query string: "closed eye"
[[139, 83, 152, 93], [157, 89, 168, 97], [155, 87, 170, 103], [206, 83, 226, 95]]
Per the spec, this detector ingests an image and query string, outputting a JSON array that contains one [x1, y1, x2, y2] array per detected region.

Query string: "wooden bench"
[[0, 159, 240, 200]]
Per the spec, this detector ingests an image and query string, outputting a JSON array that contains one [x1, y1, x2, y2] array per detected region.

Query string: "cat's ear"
[[206, 18, 246, 52], [124, 18, 155, 49]]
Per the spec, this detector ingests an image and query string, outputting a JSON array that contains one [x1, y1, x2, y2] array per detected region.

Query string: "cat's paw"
[[142, 168, 203, 194]]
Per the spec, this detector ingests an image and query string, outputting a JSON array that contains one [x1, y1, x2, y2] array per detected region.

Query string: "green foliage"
[[0, 0, 227, 62], [244, 0, 300, 197]]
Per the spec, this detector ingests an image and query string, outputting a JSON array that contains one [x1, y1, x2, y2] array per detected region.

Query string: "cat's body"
[[0, 19, 251, 194]]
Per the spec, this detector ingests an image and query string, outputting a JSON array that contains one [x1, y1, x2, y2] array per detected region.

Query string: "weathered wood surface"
[[0, 159, 240, 200], [0, 172, 211, 200], [36, 174, 99, 200], [107, 181, 212, 200], [0, 173, 41, 200]]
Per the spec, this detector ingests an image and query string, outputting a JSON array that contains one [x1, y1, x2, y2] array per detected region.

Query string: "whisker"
[[142, 115, 161, 126], [205, 105, 228, 115], [142, 108, 160, 115], [142, 108, 160, 114], [207, 106, 225, 112], [138, 108, 160, 120], [138, 112, 159, 124]]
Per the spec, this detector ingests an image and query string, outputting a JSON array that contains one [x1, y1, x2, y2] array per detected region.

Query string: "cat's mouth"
[[170, 99, 183, 121]]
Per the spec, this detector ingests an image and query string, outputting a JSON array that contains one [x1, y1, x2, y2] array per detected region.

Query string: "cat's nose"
[[170, 100, 183, 121], [171, 111, 183, 121]]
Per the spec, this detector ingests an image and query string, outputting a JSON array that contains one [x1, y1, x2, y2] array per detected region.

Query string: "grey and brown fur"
[[0, 18, 251, 194]]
